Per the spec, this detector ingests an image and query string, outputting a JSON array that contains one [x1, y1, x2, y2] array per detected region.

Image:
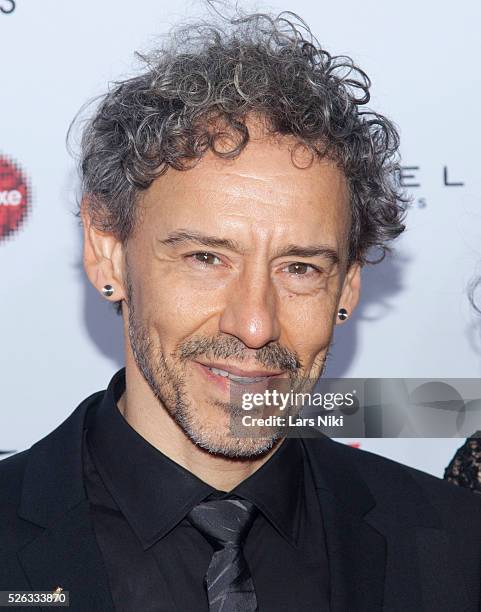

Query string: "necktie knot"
[[187, 496, 258, 549]]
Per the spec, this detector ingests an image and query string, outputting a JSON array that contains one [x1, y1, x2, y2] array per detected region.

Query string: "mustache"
[[177, 335, 302, 373]]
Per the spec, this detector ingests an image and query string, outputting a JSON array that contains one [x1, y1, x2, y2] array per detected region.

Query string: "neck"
[[118, 361, 283, 491]]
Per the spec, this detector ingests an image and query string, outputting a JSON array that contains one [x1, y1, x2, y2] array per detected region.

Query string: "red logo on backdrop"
[[0, 155, 30, 241]]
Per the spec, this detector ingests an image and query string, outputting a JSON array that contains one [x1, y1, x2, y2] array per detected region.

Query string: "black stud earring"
[[338, 307, 348, 321], [102, 284, 114, 298]]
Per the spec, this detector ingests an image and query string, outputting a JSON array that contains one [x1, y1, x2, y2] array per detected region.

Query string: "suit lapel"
[[301, 434, 466, 611], [16, 392, 114, 611], [315, 486, 387, 611], [302, 435, 387, 611], [361, 491, 472, 610], [302, 435, 426, 611], [18, 500, 114, 612]]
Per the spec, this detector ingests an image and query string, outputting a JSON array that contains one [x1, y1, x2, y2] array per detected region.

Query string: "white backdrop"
[[1, 0, 480, 477]]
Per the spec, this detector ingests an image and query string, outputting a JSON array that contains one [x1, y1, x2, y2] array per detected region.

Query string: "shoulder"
[[0, 390, 103, 540], [305, 435, 481, 524], [348, 442, 481, 504], [0, 450, 29, 509], [0, 450, 38, 553]]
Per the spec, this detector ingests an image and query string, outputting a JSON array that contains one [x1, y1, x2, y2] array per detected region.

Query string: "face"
[[85, 129, 361, 458]]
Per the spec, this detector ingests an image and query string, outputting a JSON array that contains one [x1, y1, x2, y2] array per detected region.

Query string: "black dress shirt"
[[83, 369, 330, 611]]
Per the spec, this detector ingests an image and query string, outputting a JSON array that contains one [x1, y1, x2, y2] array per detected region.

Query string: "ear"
[[81, 197, 127, 302], [336, 262, 361, 325]]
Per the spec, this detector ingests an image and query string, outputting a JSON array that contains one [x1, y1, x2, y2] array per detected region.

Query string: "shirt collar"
[[231, 434, 304, 547], [87, 368, 304, 549]]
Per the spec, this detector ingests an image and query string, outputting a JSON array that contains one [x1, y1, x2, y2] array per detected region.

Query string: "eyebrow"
[[158, 230, 340, 264]]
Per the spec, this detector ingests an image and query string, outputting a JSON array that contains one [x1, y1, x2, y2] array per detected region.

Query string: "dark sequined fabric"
[[444, 432, 481, 494]]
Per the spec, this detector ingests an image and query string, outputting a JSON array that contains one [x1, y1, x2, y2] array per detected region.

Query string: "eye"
[[189, 252, 222, 266], [283, 262, 319, 276]]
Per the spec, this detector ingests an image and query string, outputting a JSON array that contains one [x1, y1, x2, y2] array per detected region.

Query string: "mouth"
[[193, 360, 286, 390]]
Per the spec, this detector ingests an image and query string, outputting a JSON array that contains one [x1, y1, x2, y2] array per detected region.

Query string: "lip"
[[194, 360, 286, 378]]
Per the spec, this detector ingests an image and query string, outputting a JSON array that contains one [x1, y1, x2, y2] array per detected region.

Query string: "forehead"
[[137, 134, 351, 243]]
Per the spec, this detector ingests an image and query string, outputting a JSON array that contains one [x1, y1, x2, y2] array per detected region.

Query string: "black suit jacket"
[[1, 390, 481, 611]]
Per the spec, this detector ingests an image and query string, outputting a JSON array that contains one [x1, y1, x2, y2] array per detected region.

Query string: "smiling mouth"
[[207, 366, 270, 384], [195, 361, 285, 385]]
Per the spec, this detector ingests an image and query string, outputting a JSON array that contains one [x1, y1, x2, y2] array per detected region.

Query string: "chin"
[[194, 434, 280, 459], [172, 396, 282, 458], [176, 411, 281, 459]]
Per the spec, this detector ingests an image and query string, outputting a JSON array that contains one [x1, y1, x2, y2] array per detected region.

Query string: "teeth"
[[210, 367, 229, 378], [208, 367, 266, 384]]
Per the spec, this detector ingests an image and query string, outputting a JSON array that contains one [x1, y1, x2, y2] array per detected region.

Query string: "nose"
[[219, 263, 281, 349]]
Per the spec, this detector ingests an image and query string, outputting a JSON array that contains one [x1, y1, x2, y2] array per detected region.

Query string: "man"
[[1, 10, 481, 612]]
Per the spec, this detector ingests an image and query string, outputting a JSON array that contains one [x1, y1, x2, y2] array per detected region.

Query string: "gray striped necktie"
[[187, 496, 259, 612]]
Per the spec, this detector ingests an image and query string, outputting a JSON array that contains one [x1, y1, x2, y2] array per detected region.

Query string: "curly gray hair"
[[78, 9, 406, 267]]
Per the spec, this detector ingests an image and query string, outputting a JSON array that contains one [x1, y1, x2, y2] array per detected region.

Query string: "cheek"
[[280, 293, 337, 358], [132, 274, 223, 343]]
